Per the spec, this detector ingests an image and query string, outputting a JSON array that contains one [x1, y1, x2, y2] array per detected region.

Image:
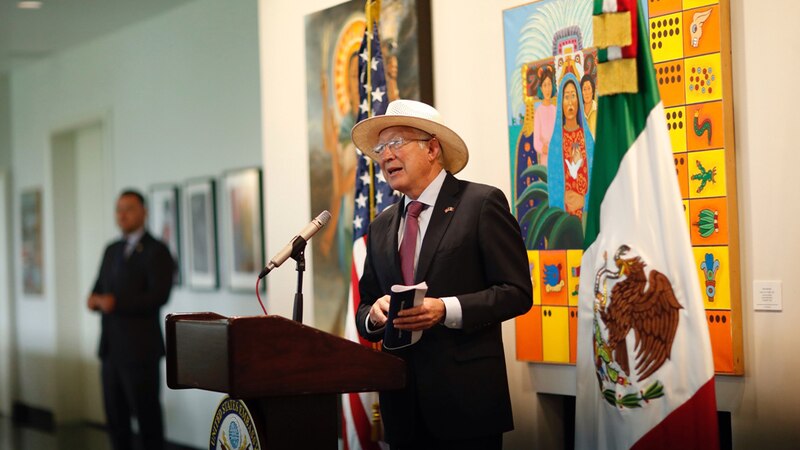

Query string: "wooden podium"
[[166, 312, 405, 449]]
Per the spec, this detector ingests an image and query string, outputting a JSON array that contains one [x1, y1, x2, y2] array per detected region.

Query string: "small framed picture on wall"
[[149, 184, 181, 285], [221, 168, 264, 292], [21, 188, 44, 296], [183, 178, 219, 290]]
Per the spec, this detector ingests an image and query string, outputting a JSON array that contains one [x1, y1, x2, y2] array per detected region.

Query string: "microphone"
[[258, 210, 331, 278]]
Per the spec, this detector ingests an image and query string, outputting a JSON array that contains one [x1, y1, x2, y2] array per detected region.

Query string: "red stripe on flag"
[[631, 378, 720, 450], [347, 392, 381, 450]]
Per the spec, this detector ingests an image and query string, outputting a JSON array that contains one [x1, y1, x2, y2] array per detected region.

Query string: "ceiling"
[[0, 0, 199, 74]]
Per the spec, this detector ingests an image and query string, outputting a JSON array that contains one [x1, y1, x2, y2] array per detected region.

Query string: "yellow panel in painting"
[[688, 149, 726, 198], [566, 250, 582, 307], [665, 106, 687, 152], [683, 5, 721, 58], [684, 54, 723, 104], [683, 0, 720, 10], [649, 13, 684, 63], [683, 200, 691, 231], [528, 251, 542, 306], [542, 306, 569, 363], [693, 246, 731, 310], [674, 152, 689, 199]]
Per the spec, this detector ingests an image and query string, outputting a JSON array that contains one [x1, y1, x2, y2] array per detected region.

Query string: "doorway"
[[50, 120, 111, 424], [0, 171, 14, 418]]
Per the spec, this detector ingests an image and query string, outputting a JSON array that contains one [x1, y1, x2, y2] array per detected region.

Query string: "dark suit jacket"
[[356, 173, 532, 443], [92, 232, 174, 365]]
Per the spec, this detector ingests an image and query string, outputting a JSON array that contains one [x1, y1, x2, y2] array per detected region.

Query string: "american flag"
[[341, 8, 400, 450]]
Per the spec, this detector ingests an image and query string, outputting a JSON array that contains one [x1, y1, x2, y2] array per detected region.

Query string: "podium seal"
[[209, 396, 261, 450]]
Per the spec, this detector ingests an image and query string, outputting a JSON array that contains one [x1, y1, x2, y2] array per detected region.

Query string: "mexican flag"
[[575, 2, 719, 449]]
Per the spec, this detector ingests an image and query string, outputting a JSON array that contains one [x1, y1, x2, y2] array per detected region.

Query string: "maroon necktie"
[[400, 201, 425, 285]]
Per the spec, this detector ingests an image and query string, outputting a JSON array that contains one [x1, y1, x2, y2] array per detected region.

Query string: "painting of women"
[[581, 73, 597, 137], [534, 65, 557, 166], [547, 73, 595, 220], [514, 62, 556, 236]]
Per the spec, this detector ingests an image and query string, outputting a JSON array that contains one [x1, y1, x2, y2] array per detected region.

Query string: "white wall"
[[260, 0, 800, 448], [6, 0, 800, 448], [722, 1, 800, 447], [0, 75, 9, 169], [8, 0, 263, 446]]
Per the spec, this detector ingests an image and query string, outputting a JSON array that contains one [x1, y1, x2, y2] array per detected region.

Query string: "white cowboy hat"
[[351, 99, 469, 174]]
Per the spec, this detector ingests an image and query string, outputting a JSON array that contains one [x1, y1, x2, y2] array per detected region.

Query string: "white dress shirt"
[[367, 169, 464, 332], [123, 227, 145, 258]]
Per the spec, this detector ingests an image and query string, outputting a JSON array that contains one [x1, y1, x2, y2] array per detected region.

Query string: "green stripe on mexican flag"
[[575, 7, 720, 450]]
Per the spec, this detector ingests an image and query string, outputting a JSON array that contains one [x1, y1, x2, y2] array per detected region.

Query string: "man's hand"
[[368, 295, 391, 329], [87, 294, 116, 314], [393, 297, 445, 331]]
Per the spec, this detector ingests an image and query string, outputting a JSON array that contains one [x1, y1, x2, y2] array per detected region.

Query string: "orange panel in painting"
[[686, 101, 724, 151], [647, 0, 683, 19], [654, 61, 686, 107], [689, 197, 728, 246], [569, 307, 578, 364], [674, 152, 689, 199], [706, 310, 734, 373], [539, 250, 568, 306], [683, 4, 721, 58], [516, 305, 543, 362]]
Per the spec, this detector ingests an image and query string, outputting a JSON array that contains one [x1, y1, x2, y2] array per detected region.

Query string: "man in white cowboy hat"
[[353, 99, 532, 449]]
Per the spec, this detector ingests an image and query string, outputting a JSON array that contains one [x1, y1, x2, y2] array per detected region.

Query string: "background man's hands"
[[87, 294, 116, 314]]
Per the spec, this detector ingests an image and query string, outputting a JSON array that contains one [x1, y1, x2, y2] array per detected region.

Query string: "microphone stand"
[[289, 237, 308, 323]]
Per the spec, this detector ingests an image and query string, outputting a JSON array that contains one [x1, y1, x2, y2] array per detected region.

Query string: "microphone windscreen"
[[317, 210, 332, 226]]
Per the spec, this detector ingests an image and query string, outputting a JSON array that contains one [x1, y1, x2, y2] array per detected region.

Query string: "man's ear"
[[428, 138, 442, 162]]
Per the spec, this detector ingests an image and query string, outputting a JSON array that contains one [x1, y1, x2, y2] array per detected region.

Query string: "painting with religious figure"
[[504, 0, 596, 366], [304, 0, 431, 334]]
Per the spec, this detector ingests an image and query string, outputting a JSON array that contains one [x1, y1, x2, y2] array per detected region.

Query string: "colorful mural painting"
[[504, 0, 742, 374]]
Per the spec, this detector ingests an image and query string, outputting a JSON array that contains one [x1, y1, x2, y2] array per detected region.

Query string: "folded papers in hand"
[[383, 281, 428, 350]]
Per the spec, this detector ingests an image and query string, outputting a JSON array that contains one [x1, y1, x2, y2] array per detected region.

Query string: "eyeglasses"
[[372, 137, 433, 156]]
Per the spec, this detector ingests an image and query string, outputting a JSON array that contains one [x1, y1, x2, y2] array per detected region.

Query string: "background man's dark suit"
[[356, 173, 533, 444], [92, 231, 174, 450]]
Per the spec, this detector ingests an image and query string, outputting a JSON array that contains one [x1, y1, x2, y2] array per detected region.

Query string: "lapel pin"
[[444, 207, 455, 214]]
